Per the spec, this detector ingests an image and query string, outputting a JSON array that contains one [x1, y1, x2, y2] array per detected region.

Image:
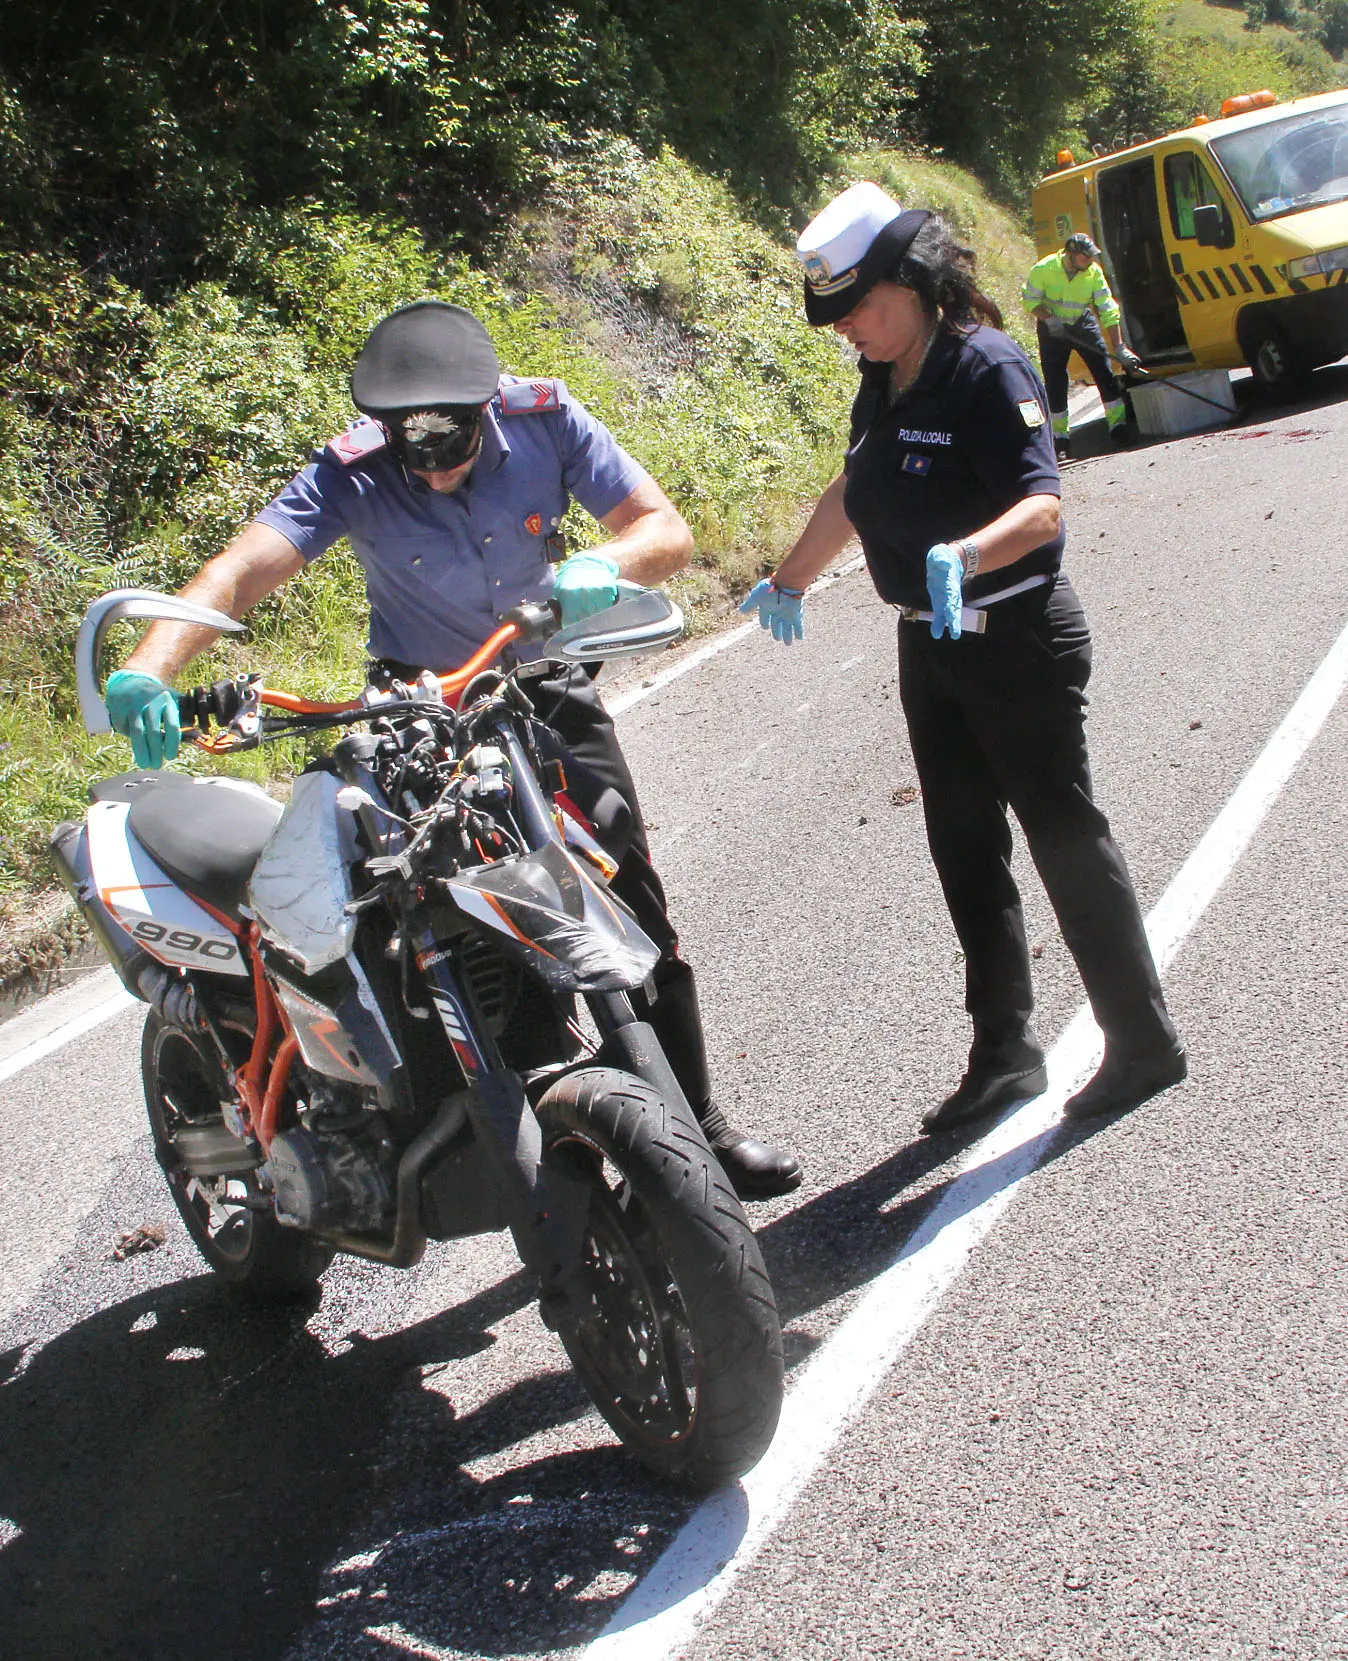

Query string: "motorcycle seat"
[[104, 772, 284, 923]]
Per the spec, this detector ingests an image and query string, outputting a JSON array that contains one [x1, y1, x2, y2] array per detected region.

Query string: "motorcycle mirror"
[[75, 588, 245, 734], [543, 583, 685, 664]]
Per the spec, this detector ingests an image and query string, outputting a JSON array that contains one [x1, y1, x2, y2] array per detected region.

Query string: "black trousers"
[[374, 657, 712, 1108], [897, 576, 1175, 1064], [1037, 315, 1121, 416]]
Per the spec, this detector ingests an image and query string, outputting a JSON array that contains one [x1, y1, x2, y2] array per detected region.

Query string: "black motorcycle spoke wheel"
[[561, 1157, 698, 1444], [141, 1010, 334, 1298], [537, 1066, 784, 1490]]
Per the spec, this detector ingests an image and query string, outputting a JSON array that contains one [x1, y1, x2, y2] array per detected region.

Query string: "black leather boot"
[[640, 961, 803, 1200], [1063, 1039, 1186, 1120], [921, 1027, 1047, 1134]]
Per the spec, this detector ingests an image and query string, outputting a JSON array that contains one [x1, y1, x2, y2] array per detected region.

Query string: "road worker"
[[1023, 232, 1143, 459]]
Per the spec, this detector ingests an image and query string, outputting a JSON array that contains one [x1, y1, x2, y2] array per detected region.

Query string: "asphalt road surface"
[[3, 371, 1348, 1661]]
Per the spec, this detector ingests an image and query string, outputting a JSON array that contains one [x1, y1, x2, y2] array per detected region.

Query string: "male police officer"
[[104, 299, 802, 1199], [1023, 232, 1142, 460]]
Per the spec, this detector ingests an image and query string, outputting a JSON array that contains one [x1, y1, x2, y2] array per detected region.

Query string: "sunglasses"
[[390, 405, 484, 471]]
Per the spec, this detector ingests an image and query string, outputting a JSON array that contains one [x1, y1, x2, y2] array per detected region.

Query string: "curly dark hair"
[[887, 215, 1003, 331]]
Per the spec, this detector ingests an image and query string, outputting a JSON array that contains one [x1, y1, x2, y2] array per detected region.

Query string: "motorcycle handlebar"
[[78, 580, 680, 748]]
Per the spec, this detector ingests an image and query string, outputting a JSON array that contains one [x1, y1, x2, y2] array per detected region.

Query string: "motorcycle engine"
[[265, 1084, 395, 1231]]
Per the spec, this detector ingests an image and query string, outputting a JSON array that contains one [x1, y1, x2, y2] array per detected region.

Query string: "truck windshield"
[[1212, 100, 1348, 222]]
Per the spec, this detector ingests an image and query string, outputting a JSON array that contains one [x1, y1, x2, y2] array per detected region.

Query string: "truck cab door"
[[1163, 148, 1249, 365], [1097, 155, 1189, 362]]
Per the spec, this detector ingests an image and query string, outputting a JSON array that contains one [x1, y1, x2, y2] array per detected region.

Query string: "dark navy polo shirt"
[[255, 376, 646, 669], [842, 324, 1064, 609]]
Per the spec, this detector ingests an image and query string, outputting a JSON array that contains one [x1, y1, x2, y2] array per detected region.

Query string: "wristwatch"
[[956, 538, 980, 579]]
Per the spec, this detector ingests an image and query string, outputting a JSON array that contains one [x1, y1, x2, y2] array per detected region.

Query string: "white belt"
[[897, 572, 1052, 635]]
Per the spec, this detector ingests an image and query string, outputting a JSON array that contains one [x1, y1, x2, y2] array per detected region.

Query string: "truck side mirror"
[[1192, 203, 1232, 249]]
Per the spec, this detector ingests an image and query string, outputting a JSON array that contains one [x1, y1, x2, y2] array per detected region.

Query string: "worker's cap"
[[1063, 232, 1101, 258], [795, 181, 931, 325], [350, 300, 501, 414]]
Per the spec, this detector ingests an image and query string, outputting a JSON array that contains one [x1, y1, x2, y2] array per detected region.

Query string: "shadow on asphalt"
[[0, 1103, 1126, 1661]]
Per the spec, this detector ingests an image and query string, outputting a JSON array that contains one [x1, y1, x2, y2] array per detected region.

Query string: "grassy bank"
[[0, 142, 1036, 962]]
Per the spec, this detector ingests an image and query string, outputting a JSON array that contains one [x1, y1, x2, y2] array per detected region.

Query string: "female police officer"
[[742, 182, 1185, 1128]]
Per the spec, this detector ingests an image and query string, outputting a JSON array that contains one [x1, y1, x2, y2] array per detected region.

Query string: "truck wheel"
[[1246, 322, 1311, 400]]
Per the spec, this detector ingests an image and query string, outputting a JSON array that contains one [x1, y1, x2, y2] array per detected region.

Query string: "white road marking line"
[[0, 986, 136, 1085], [580, 610, 1348, 1660]]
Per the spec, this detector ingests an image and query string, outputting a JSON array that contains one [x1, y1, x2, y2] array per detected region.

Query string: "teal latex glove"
[[738, 578, 805, 644], [105, 669, 181, 769], [554, 551, 621, 625], [925, 544, 965, 640]]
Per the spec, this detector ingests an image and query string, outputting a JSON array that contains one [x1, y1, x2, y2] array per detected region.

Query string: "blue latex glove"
[[105, 669, 181, 769], [554, 551, 620, 624], [738, 578, 805, 644], [925, 544, 965, 640]]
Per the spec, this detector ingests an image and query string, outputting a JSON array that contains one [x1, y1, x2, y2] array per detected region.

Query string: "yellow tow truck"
[[1031, 88, 1348, 397]]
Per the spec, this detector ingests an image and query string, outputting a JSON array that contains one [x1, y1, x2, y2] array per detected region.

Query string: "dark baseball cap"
[[1063, 232, 1101, 258]]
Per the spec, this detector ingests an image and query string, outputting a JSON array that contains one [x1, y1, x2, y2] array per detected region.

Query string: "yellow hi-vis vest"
[[1022, 252, 1121, 330]]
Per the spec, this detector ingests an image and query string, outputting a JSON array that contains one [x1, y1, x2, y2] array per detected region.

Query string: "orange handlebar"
[[255, 621, 524, 716]]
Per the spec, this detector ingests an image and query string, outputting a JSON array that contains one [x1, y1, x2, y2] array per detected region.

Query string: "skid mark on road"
[[580, 613, 1348, 1660]]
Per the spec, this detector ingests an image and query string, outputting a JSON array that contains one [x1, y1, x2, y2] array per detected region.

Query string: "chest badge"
[[900, 451, 932, 476], [524, 512, 543, 535], [1018, 399, 1046, 428]]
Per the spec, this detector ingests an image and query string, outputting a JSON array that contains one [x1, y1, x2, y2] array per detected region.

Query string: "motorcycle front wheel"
[[141, 1010, 335, 1298], [536, 1066, 784, 1489]]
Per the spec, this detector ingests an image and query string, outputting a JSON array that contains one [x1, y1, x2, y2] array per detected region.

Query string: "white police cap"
[[795, 181, 930, 325]]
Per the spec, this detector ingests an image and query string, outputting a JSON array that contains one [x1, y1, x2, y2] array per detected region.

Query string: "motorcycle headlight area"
[[442, 842, 660, 991]]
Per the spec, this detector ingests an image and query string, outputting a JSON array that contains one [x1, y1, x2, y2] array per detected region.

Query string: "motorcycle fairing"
[[85, 801, 248, 977], [271, 958, 401, 1090], [442, 841, 660, 992]]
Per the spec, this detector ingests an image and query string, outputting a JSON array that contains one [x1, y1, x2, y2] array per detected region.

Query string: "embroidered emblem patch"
[[525, 513, 542, 535], [900, 452, 932, 476], [1018, 400, 1046, 428]]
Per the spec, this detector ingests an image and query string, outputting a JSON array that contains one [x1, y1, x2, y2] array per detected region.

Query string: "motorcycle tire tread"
[[536, 1064, 784, 1490]]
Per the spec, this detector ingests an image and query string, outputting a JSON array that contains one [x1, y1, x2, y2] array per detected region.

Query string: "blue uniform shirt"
[[255, 375, 647, 669], [842, 324, 1064, 610]]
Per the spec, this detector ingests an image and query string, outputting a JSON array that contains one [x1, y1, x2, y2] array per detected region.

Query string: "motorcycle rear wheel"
[[141, 1010, 335, 1298], [536, 1066, 784, 1489]]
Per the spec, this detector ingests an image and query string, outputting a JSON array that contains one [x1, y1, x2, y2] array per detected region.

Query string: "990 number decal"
[[131, 918, 237, 962]]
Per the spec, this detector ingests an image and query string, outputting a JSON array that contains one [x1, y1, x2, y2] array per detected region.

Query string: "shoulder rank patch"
[[498, 376, 562, 415], [325, 416, 389, 465], [1018, 399, 1046, 429]]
